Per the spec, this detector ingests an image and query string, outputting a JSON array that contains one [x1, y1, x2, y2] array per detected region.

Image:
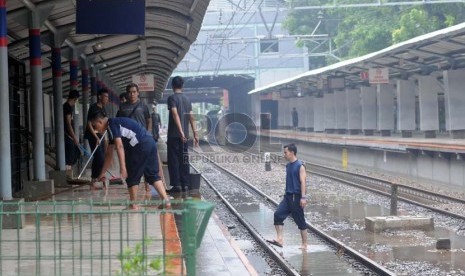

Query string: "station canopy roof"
[[249, 22, 465, 96], [6, 0, 210, 98]]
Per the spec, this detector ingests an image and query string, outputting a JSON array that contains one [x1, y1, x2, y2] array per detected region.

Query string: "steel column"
[[70, 58, 80, 140], [29, 28, 46, 180], [81, 65, 89, 142], [0, 0, 12, 199], [52, 47, 65, 170]]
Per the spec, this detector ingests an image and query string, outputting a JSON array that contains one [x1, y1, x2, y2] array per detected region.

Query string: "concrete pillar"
[[70, 57, 80, 140], [307, 96, 315, 131], [0, 0, 12, 199], [30, 28, 46, 180], [81, 63, 89, 150], [44, 94, 52, 146], [361, 86, 377, 136], [277, 100, 284, 128], [346, 88, 362, 135], [334, 90, 347, 134], [443, 69, 465, 138], [314, 97, 324, 132], [296, 97, 306, 130], [418, 75, 440, 138], [397, 80, 416, 137], [90, 65, 98, 103], [324, 93, 336, 133], [70, 59, 79, 90], [302, 96, 314, 131], [278, 99, 290, 129], [377, 84, 394, 136], [81, 64, 89, 129], [250, 93, 261, 128], [52, 47, 65, 170]]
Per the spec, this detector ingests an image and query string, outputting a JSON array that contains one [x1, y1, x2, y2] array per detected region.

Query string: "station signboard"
[[368, 68, 389, 84], [132, 74, 155, 92]]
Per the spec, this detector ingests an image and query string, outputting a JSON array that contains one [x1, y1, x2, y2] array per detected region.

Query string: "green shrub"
[[117, 238, 162, 276]]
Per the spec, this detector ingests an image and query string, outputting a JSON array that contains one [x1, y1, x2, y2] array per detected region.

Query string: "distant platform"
[[257, 129, 465, 154]]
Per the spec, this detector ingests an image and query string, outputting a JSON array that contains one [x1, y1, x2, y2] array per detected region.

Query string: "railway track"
[[263, 152, 465, 221], [197, 141, 465, 220], [192, 151, 394, 276]]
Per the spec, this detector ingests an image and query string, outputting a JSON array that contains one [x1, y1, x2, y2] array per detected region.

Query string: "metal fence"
[[0, 199, 214, 276]]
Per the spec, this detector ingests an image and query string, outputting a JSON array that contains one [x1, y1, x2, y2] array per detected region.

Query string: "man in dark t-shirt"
[[117, 83, 151, 130], [63, 89, 80, 175], [166, 76, 198, 193], [292, 107, 298, 130], [84, 88, 109, 189], [117, 83, 153, 192]]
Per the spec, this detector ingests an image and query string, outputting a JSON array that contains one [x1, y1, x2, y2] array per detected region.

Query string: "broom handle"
[[77, 130, 107, 179]]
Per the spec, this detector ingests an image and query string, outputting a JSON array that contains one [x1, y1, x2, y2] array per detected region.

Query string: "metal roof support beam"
[[140, 40, 147, 65], [85, 38, 142, 60]]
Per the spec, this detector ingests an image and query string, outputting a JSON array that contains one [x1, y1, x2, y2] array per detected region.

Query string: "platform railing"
[[0, 199, 214, 276], [182, 200, 214, 276]]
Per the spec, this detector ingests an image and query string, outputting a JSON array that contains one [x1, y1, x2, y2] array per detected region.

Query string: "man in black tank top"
[[267, 143, 308, 249]]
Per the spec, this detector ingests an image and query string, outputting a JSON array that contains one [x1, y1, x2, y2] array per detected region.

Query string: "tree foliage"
[[282, 2, 465, 61]]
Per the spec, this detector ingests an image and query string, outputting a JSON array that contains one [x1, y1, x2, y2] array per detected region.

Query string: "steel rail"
[[263, 152, 465, 221], [190, 162, 301, 276], [193, 151, 395, 276]]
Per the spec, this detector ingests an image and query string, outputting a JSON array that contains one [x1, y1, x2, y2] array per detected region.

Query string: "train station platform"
[[259, 129, 465, 153], [256, 129, 465, 191]]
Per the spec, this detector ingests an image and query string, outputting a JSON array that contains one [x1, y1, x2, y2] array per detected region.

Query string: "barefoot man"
[[92, 113, 170, 210], [267, 143, 308, 249]]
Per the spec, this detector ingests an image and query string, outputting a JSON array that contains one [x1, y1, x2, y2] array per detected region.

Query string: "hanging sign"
[[132, 74, 155, 92], [369, 68, 389, 84]]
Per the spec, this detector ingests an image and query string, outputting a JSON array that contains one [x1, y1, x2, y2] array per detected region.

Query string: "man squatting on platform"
[[268, 143, 308, 249], [91, 113, 170, 209]]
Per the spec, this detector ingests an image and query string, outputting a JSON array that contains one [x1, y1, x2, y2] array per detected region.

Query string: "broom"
[[67, 130, 107, 185]]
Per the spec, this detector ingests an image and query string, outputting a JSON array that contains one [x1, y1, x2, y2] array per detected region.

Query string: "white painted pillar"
[[361, 86, 377, 136], [324, 93, 336, 132], [418, 75, 440, 138], [346, 88, 362, 135], [377, 84, 395, 136], [396, 80, 416, 137], [443, 69, 465, 138], [334, 90, 348, 133], [314, 97, 325, 132]]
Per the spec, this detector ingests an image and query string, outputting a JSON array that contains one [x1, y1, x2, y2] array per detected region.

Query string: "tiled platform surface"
[[45, 164, 256, 275], [197, 213, 257, 276]]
